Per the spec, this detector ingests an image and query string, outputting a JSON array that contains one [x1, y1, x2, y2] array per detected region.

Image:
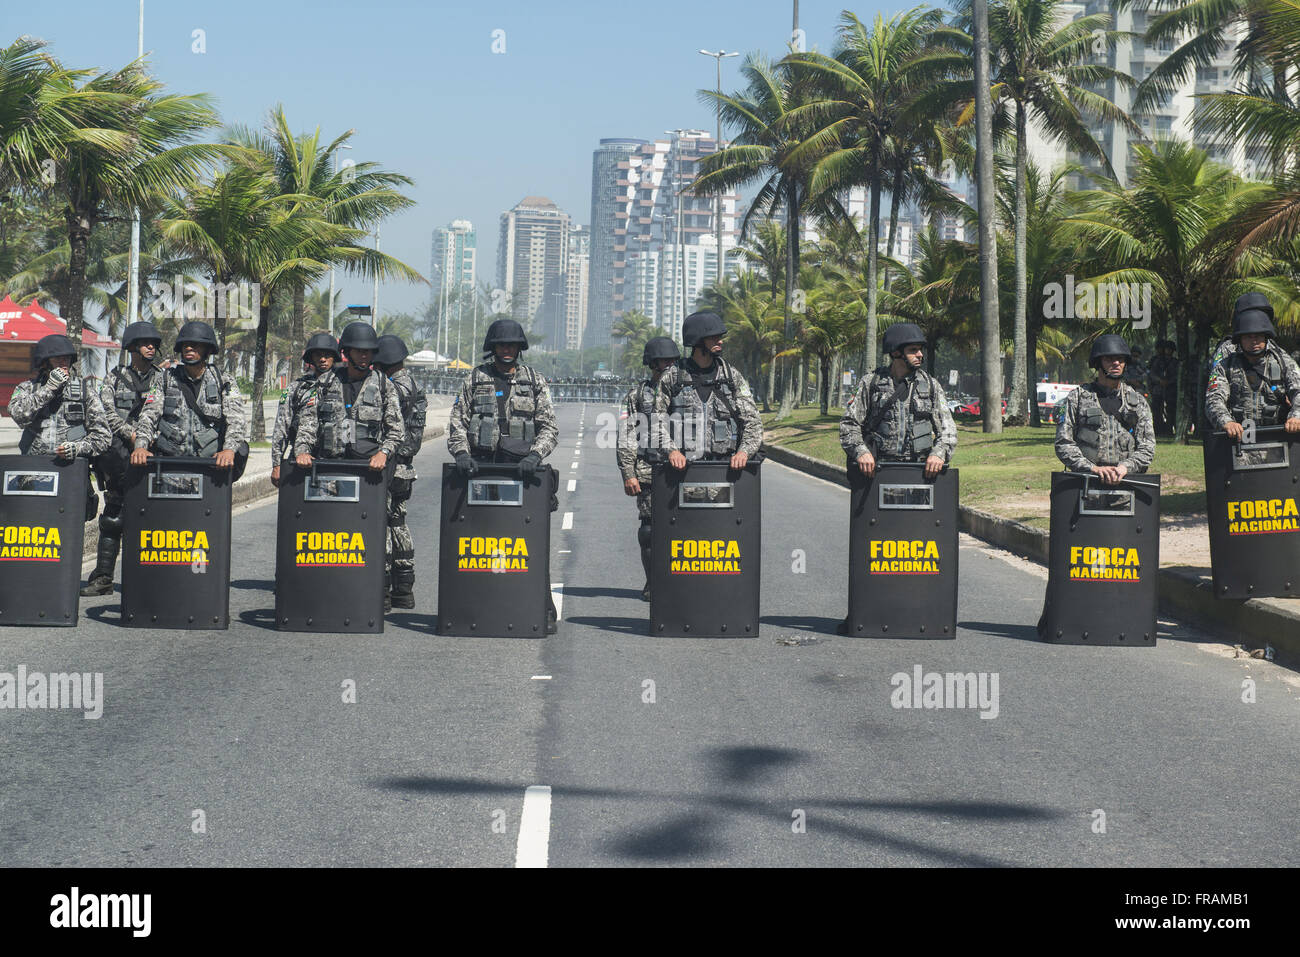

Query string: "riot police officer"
[[9, 335, 111, 523], [137, 321, 249, 473], [81, 321, 165, 596], [448, 318, 559, 631], [1054, 334, 1156, 485], [838, 323, 957, 479], [270, 331, 338, 488], [1206, 292, 1300, 440], [1146, 339, 1179, 436], [375, 334, 427, 610], [618, 336, 680, 600], [651, 311, 761, 470]]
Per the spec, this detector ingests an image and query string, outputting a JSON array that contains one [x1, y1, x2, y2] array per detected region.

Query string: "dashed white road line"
[[531, 675, 552, 680], [562, 511, 573, 529], [574, 448, 581, 455], [570, 462, 578, 470], [515, 785, 553, 868], [558, 549, 572, 554], [567, 479, 576, 492]]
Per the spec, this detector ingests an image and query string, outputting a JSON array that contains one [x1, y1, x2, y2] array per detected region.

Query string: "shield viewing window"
[[1231, 442, 1289, 471], [3, 470, 59, 496], [1078, 486, 1135, 517], [148, 472, 204, 499], [468, 478, 523, 506], [305, 475, 361, 503], [678, 482, 733, 508], [879, 484, 933, 510]]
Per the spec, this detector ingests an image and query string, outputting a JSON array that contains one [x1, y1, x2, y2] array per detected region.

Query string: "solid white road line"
[[515, 785, 553, 869], [551, 582, 564, 619], [570, 462, 578, 470], [567, 479, 576, 492], [531, 675, 552, 680], [562, 511, 573, 529]]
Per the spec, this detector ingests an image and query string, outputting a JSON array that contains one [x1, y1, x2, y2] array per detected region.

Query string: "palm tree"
[[950, 0, 1138, 424], [611, 310, 655, 378]]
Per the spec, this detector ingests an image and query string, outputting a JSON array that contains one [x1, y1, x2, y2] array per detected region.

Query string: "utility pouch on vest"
[[711, 419, 732, 445], [910, 418, 934, 453], [498, 436, 533, 461], [1076, 405, 1102, 447]]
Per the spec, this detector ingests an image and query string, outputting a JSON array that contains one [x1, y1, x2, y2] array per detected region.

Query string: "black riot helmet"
[[302, 331, 341, 362], [174, 321, 218, 365], [681, 311, 726, 349], [1232, 292, 1277, 341], [338, 321, 380, 352], [375, 334, 408, 368], [642, 336, 681, 366], [482, 318, 528, 354], [32, 334, 77, 370], [1089, 333, 1132, 375], [121, 320, 163, 352], [882, 322, 927, 357]]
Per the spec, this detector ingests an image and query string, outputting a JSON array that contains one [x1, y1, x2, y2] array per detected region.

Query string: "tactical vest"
[[393, 370, 427, 460], [864, 371, 935, 459], [155, 367, 225, 458], [1233, 350, 1288, 425], [1072, 386, 1138, 465], [318, 370, 389, 458], [667, 360, 741, 460], [467, 365, 538, 458], [19, 377, 88, 454], [109, 365, 159, 424]]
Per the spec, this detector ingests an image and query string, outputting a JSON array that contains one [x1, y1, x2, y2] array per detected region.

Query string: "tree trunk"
[[866, 163, 883, 374], [63, 206, 94, 345], [1006, 101, 1030, 426], [292, 282, 306, 350], [972, 0, 1003, 434], [1173, 303, 1192, 444], [779, 180, 799, 419], [886, 162, 904, 259], [767, 344, 777, 414], [798, 354, 808, 407], [1028, 317, 1041, 427], [820, 353, 831, 415], [251, 292, 274, 442]]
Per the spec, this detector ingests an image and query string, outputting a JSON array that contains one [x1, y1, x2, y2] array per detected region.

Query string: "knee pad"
[[637, 522, 652, 550], [99, 510, 125, 537]]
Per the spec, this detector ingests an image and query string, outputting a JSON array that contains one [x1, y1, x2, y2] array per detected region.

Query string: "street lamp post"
[[699, 50, 738, 288], [327, 144, 352, 335], [371, 225, 381, 327], [664, 130, 706, 337], [126, 1, 144, 327]]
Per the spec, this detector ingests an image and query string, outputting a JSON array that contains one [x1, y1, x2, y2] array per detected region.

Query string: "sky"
[[3, 0, 900, 322]]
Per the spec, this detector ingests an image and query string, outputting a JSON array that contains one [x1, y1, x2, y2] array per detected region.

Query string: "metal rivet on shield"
[[1081, 631, 1089, 640], [669, 517, 676, 525], [212, 616, 218, 624], [295, 510, 302, 518], [1286, 582, 1292, 590], [1118, 633, 1125, 640], [282, 618, 289, 625], [58, 506, 64, 513], [935, 519, 940, 526], [856, 624, 863, 632], [38, 610, 45, 618], [151, 615, 157, 622], [361, 511, 367, 519], [139, 507, 145, 514], [919, 625, 926, 633], [943, 625, 949, 633], [188, 615, 194, 624], [744, 625, 751, 633], [720, 624, 727, 632], [205, 508, 211, 516], [1135, 526, 1142, 533], [306, 617, 313, 625], [1222, 585, 1229, 593], [344, 618, 351, 626], [507, 623, 513, 630], [684, 624, 691, 632], [1248, 584, 1255, 593], [532, 624, 538, 632], [1143, 633, 1150, 641], [1056, 630, 1062, 638], [367, 619, 375, 627], [882, 624, 888, 632], [524, 516, 531, 524], [869, 518, 876, 526], [658, 624, 664, 632]]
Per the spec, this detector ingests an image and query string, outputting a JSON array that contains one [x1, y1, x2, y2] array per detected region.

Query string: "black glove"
[[455, 453, 478, 477], [518, 453, 542, 477]]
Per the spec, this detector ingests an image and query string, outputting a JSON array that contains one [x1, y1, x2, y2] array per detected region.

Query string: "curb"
[[80, 424, 446, 562], [761, 440, 1300, 660]]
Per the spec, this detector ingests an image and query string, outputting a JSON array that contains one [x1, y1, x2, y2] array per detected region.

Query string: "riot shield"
[[0, 455, 89, 626], [1041, 471, 1160, 646], [1203, 426, 1300, 599], [845, 463, 959, 638], [121, 456, 233, 629], [650, 458, 761, 638], [437, 462, 552, 637], [275, 459, 390, 633]]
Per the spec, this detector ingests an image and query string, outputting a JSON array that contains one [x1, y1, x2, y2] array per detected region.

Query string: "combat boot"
[[383, 572, 393, 613], [391, 568, 415, 609], [80, 535, 119, 596]]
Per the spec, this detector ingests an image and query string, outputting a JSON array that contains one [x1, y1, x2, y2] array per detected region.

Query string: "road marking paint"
[[551, 582, 563, 619], [515, 785, 552, 868], [558, 549, 571, 554], [562, 512, 573, 529], [567, 479, 576, 492], [574, 448, 581, 455], [570, 462, 578, 470], [531, 675, 552, 680]]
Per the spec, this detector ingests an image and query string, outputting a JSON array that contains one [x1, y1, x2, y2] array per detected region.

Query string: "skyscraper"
[[431, 219, 477, 309], [585, 138, 648, 350], [564, 226, 590, 351], [497, 197, 571, 350]]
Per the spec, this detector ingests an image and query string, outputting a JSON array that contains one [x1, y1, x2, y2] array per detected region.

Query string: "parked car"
[[955, 398, 1007, 417]]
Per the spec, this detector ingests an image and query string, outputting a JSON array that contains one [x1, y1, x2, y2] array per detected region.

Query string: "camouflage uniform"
[[617, 379, 658, 521], [138, 365, 248, 457], [10, 371, 112, 459], [269, 373, 321, 465], [385, 367, 427, 578], [1053, 381, 1155, 473], [1205, 341, 1300, 432], [839, 367, 958, 464], [651, 357, 762, 461], [448, 363, 559, 461], [293, 367, 404, 460]]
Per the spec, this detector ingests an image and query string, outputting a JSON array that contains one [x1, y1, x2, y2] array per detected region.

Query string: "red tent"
[[0, 295, 121, 415]]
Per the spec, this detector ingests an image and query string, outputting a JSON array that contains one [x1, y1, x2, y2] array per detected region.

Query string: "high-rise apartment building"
[[563, 226, 590, 351], [497, 196, 571, 349], [431, 220, 477, 339]]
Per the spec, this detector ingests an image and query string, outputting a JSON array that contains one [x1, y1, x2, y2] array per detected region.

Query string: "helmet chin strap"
[[180, 350, 205, 366]]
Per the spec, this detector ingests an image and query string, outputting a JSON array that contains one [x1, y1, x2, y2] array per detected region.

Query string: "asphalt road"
[[1, 401, 1297, 867]]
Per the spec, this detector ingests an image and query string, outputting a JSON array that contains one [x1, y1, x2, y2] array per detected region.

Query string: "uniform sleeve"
[[1284, 354, 1300, 421], [1120, 394, 1156, 474], [294, 379, 321, 457], [269, 388, 294, 463], [732, 370, 763, 456], [7, 378, 57, 428], [839, 377, 871, 460], [79, 386, 112, 457], [98, 373, 130, 442], [397, 375, 427, 458], [529, 374, 559, 460], [616, 387, 639, 480], [652, 368, 680, 454], [134, 375, 164, 450], [221, 377, 248, 450], [380, 378, 405, 458], [1054, 391, 1092, 472], [1204, 359, 1233, 430], [929, 381, 958, 462], [446, 378, 473, 457]]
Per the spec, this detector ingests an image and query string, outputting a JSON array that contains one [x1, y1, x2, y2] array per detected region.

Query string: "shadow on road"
[[83, 602, 123, 626], [566, 615, 648, 635], [230, 579, 275, 592], [556, 586, 644, 601], [958, 620, 1041, 643], [237, 607, 278, 632], [761, 614, 843, 635]]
